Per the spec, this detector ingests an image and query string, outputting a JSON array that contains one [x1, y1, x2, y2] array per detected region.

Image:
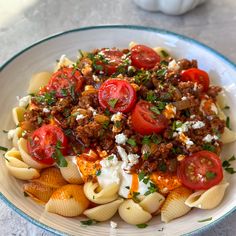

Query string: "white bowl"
[[0, 25, 236, 236]]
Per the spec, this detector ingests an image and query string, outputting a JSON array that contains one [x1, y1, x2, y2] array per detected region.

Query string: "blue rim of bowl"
[[0, 25, 235, 236]]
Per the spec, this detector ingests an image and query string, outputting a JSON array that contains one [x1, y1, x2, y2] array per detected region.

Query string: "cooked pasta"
[[83, 198, 124, 221], [220, 127, 236, 144], [12, 107, 25, 125]]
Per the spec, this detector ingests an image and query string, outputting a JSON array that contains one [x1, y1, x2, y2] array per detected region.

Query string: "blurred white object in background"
[[134, 0, 206, 15]]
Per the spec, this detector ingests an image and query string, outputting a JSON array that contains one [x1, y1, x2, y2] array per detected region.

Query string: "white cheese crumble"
[[203, 134, 219, 142], [191, 121, 205, 129], [88, 107, 97, 116], [111, 112, 123, 122], [110, 221, 118, 229], [42, 108, 50, 113], [115, 133, 128, 145], [181, 96, 187, 100], [17, 95, 31, 107], [76, 114, 85, 121], [100, 154, 119, 168], [7, 129, 16, 140], [168, 60, 180, 71]]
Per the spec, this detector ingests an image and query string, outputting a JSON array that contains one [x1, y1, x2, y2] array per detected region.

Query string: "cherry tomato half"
[[180, 68, 210, 92], [98, 79, 137, 113], [177, 151, 223, 190], [27, 124, 68, 165], [131, 45, 160, 69], [94, 49, 125, 76], [131, 100, 168, 135], [46, 67, 84, 97]]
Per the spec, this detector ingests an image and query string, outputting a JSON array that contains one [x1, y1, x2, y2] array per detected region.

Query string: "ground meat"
[[207, 86, 222, 99], [177, 59, 198, 70], [78, 94, 99, 108]]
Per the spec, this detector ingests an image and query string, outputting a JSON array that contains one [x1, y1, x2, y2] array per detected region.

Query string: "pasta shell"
[[45, 184, 89, 217], [27, 72, 52, 94], [161, 186, 192, 223], [54, 55, 75, 72], [118, 199, 152, 225], [139, 192, 165, 214], [129, 41, 137, 49], [185, 182, 229, 209], [18, 138, 51, 169], [12, 107, 25, 125], [59, 156, 83, 184], [23, 182, 56, 204], [216, 92, 227, 109], [14, 128, 24, 149], [5, 148, 40, 180], [83, 182, 119, 204], [216, 103, 226, 121], [220, 127, 236, 144], [83, 198, 124, 221], [32, 167, 67, 188]]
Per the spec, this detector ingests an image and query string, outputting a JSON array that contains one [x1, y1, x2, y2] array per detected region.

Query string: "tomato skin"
[[131, 100, 168, 135], [180, 68, 210, 92], [46, 67, 84, 97], [98, 79, 137, 113], [27, 124, 68, 165], [178, 151, 223, 190], [131, 45, 160, 69], [95, 49, 124, 76]]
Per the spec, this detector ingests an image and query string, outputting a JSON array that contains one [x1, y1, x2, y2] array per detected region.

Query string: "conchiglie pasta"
[[27, 72, 52, 94], [220, 127, 236, 144], [10, 127, 23, 148], [59, 156, 83, 184], [216, 103, 226, 121], [139, 192, 165, 214], [12, 107, 25, 125], [5, 148, 40, 180], [83, 198, 123, 221], [45, 184, 89, 217], [185, 182, 229, 209], [83, 182, 119, 204], [18, 138, 51, 169], [128, 41, 137, 49], [216, 92, 227, 109], [118, 199, 152, 225], [161, 186, 192, 223]]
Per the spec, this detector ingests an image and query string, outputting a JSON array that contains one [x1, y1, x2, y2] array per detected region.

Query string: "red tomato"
[[95, 49, 125, 75], [131, 100, 168, 135], [98, 79, 137, 113], [46, 67, 84, 97], [180, 68, 210, 92], [27, 124, 68, 165], [178, 151, 223, 190], [131, 45, 160, 69]]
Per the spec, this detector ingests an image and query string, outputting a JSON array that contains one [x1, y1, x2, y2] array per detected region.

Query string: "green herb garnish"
[[159, 162, 167, 172], [108, 155, 114, 160], [0, 146, 8, 152], [205, 171, 216, 180], [52, 141, 68, 167], [146, 91, 157, 103], [198, 217, 212, 223], [150, 106, 160, 115], [138, 171, 145, 181], [222, 155, 236, 174], [108, 98, 119, 108], [80, 219, 97, 226], [136, 223, 148, 228], [102, 120, 110, 129], [202, 143, 215, 152], [160, 50, 169, 58], [96, 170, 101, 176], [226, 116, 231, 129], [127, 138, 137, 147], [143, 152, 150, 160]]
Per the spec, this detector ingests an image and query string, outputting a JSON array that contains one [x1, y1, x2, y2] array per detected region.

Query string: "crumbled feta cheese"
[[192, 121, 205, 129], [57, 54, 74, 68], [193, 83, 198, 91], [18, 95, 31, 107], [100, 154, 118, 168], [7, 129, 16, 140], [42, 108, 50, 113], [92, 75, 100, 82], [88, 107, 97, 116], [168, 60, 180, 71], [127, 153, 140, 166], [111, 112, 123, 122], [179, 132, 194, 148], [110, 221, 118, 229], [203, 134, 219, 142], [76, 114, 85, 120], [163, 104, 176, 119], [117, 146, 128, 162], [115, 133, 128, 145], [190, 115, 196, 119], [181, 96, 187, 100], [176, 121, 190, 133]]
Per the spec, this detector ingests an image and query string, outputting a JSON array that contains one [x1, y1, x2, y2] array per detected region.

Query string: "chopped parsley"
[[127, 138, 137, 147], [205, 171, 216, 180], [34, 91, 56, 106], [146, 91, 157, 103], [52, 141, 68, 167], [222, 155, 236, 174], [142, 136, 151, 145], [108, 155, 114, 160], [160, 50, 169, 58], [104, 108, 111, 116], [198, 217, 212, 223], [158, 162, 167, 172], [202, 143, 215, 152], [80, 219, 97, 226], [96, 169, 101, 176], [143, 151, 150, 160], [60, 88, 68, 96], [144, 182, 158, 196], [37, 116, 43, 125], [102, 120, 110, 129], [0, 146, 8, 152], [138, 171, 145, 181], [226, 116, 231, 129], [132, 191, 140, 203], [114, 120, 121, 128], [108, 98, 119, 108], [224, 105, 230, 109], [150, 106, 160, 115], [142, 134, 162, 146], [136, 223, 148, 228], [156, 68, 167, 77], [134, 70, 151, 85], [2, 130, 8, 134]]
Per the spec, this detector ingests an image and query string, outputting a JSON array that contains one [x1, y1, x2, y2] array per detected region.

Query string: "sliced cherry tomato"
[[46, 67, 84, 97], [98, 79, 137, 113], [177, 151, 223, 190], [131, 100, 168, 135], [180, 68, 210, 92], [94, 49, 125, 75], [131, 45, 160, 69], [27, 124, 68, 165]]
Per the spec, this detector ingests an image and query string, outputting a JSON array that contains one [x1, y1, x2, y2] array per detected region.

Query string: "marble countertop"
[[0, 0, 236, 235]]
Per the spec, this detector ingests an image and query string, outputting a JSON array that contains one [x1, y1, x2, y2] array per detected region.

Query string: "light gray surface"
[[0, 0, 235, 235]]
